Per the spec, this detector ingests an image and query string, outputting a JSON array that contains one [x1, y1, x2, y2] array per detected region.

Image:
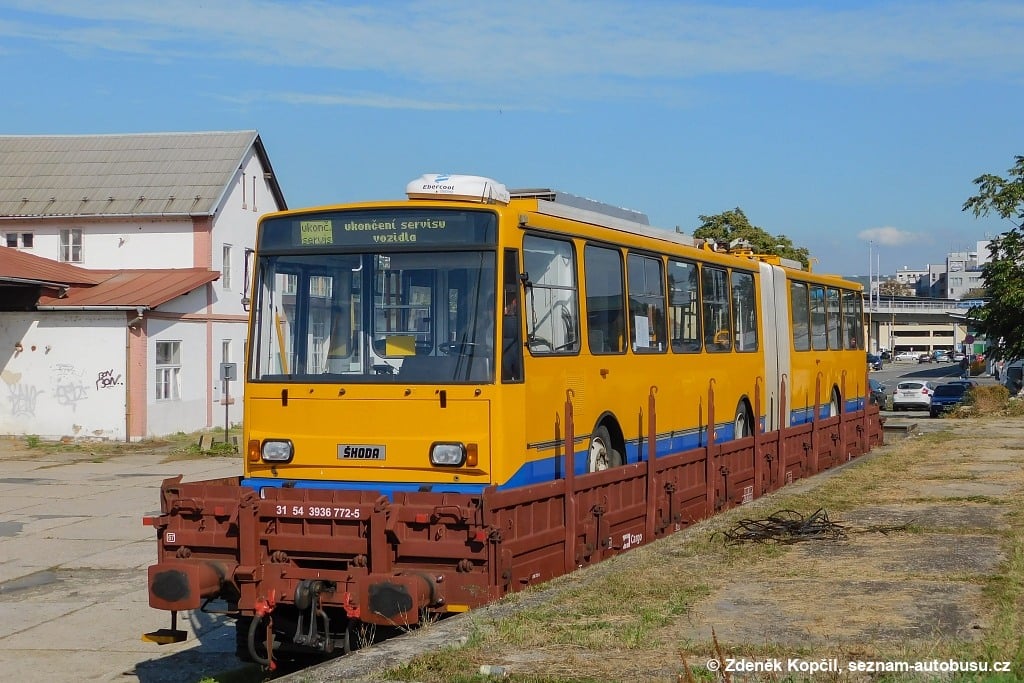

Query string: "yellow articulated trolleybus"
[[144, 174, 883, 666]]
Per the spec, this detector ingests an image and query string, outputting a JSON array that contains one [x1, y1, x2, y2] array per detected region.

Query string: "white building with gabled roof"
[[0, 131, 287, 440]]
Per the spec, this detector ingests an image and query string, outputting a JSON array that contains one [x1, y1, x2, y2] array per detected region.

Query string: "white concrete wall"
[[0, 312, 127, 440], [2, 218, 195, 268], [1, 141, 284, 439], [210, 148, 281, 314], [211, 321, 245, 428], [146, 317, 210, 436]]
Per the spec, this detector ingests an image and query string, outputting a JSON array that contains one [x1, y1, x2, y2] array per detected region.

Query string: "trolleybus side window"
[[790, 281, 811, 351], [523, 235, 580, 355], [826, 287, 842, 350], [843, 290, 863, 349], [702, 265, 732, 352], [501, 248, 524, 382], [584, 244, 626, 354], [668, 259, 701, 353], [732, 270, 758, 352], [810, 284, 827, 350], [626, 253, 666, 354]]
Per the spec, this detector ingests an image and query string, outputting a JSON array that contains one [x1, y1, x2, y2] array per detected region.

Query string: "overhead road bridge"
[[865, 297, 985, 355]]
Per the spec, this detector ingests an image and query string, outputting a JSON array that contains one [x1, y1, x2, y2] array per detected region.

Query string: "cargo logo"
[[621, 532, 643, 549]]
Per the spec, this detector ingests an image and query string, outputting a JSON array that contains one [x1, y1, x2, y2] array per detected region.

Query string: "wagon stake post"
[[645, 386, 658, 542], [564, 388, 577, 573]]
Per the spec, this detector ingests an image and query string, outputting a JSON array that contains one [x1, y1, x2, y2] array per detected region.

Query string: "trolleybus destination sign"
[[259, 209, 496, 250]]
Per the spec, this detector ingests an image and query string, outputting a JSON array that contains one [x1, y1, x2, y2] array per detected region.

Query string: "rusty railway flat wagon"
[[146, 386, 882, 664], [144, 174, 881, 667]]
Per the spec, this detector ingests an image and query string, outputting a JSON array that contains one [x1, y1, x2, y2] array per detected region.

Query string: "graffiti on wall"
[[50, 363, 89, 412], [2, 362, 125, 420], [95, 369, 123, 390], [9, 384, 42, 417], [2, 370, 41, 417]]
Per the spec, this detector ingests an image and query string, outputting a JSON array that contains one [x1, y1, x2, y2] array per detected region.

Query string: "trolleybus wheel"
[[734, 402, 753, 439], [588, 425, 623, 472]]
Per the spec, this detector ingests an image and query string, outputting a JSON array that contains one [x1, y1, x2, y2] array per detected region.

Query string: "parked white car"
[[894, 351, 920, 362], [892, 380, 935, 411]]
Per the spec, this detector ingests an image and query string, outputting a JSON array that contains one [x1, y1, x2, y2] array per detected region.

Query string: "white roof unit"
[[406, 174, 510, 205]]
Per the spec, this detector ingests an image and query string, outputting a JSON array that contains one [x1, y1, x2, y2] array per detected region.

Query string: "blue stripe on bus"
[[244, 402, 862, 498], [242, 477, 489, 497]]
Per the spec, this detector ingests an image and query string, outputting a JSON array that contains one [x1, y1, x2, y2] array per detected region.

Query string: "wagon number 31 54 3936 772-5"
[[274, 505, 362, 519]]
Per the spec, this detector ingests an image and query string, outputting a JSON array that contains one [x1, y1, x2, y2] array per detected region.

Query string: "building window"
[[222, 339, 232, 362], [60, 229, 82, 262], [5, 232, 34, 248], [222, 244, 232, 290], [155, 341, 181, 401]]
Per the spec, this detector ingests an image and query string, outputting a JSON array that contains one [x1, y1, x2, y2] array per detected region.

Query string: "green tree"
[[878, 278, 913, 297], [692, 208, 811, 268], [962, 156, 1024, 360]]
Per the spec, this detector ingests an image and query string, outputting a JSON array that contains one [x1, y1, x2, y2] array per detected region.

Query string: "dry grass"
[[380, 419, 1024, 682], [953, 384, 1024, 419], [6, 428, 242, 463]]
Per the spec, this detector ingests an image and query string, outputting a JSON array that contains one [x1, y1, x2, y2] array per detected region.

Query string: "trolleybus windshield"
[[250, 210, 498, 384]]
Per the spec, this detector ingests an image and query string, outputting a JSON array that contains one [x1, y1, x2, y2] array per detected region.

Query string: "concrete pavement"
[[0, 440, 244, 682]]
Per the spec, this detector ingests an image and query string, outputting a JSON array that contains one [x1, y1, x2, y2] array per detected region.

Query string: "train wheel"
[[734, 402, 752, 439], [588, 425, 623, 472]]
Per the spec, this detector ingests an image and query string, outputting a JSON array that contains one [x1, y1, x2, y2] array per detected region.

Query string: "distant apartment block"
[[883, 240, 990, 300]]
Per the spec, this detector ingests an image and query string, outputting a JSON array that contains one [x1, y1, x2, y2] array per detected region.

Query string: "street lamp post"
[[868, 241, 874, 351]]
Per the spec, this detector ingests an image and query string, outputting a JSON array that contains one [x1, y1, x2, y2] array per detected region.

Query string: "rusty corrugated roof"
[[37, 268, 220, 308], [0, 130, 286, 217], [0, 245, 104, 285], [1, 246, 218, 308]]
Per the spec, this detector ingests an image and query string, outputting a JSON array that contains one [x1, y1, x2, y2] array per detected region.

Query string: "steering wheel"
[[439, 341, 480, 355]]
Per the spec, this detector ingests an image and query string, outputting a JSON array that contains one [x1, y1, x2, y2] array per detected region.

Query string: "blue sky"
[[2, 0, 1022, 277]]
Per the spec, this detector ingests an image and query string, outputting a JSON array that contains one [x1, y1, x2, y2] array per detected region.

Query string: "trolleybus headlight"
[[261, 439, 294, 463], [430, 442, 466, 467]]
